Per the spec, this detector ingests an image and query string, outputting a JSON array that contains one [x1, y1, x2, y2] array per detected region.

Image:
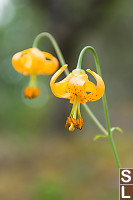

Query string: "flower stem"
[[77, 46, 121, 169], [108, 134, 121, 169], [82, 103, 108, 136], [32, 32, 69, 76]]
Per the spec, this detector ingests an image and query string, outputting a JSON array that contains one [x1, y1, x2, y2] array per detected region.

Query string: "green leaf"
[[94, 134, 107, 141], [111, 127, 123, 134]]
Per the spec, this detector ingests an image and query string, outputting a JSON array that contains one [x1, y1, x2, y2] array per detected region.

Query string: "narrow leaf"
[[94, 134, 107, 141], [111, 127, 123, 134]]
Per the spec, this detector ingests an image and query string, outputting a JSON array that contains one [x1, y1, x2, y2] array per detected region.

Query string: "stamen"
[[24, 74, 40, 99], [24, 87, 40, 99], [24, 87, 34, 98], [65, 117, 83, 131], [34, 88, 40, 97], [66, 96, 83, 131], [78, 117, 83, 130], [65, 117, 71, 129]]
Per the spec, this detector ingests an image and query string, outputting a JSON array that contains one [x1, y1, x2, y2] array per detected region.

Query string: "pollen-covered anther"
[[34, 88, 40, 97], [66, 117, 83, 131], [24, 87, 40, 99], [71, 118, 78, 128], [72, 117, 83, 130], [78, 117, 83, 130], [65, 117, 71, 129]]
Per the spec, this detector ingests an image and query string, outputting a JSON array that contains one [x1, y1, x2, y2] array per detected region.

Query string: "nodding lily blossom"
[[50, 64, 105, 131], [12, 48, 58, 98]]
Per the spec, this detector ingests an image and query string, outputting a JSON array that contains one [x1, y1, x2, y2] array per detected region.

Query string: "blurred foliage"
[[0, 0, 133, 199], [30, 179, 67, 200]]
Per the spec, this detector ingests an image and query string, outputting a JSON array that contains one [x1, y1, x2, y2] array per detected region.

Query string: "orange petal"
[[42, 52, 59, 74], [86, 69, 105, 101], [50, 64, 71, 98], [85, 80, 96, 92], [66, 73, 88, 103], [12, 48, 46, 75]]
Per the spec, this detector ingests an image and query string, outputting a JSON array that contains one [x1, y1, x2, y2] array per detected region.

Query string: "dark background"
[[0, 0, 133, 199]]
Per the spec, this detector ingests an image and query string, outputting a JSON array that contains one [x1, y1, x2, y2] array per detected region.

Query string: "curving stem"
[[32, 32, 69, 76], [77, 46, 121, 169]]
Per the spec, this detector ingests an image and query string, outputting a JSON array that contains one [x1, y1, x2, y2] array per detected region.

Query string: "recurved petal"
[[86, 69, 105, 101], [12, 49, 23, 74], [12, 48, 45, 75], [12, 51, 32, 74], [42, 52, 59, 74], [85, 80, 96, 92], [50, 64, 71, 98]]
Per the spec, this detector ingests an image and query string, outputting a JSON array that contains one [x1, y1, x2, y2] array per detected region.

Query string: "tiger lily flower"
[[12, 48, 58, 98], [50, 64, 105, 131]]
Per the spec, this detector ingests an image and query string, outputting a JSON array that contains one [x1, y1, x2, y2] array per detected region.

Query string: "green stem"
[[77, 46, 121, 169], [32, 32, 69, 76], [108, 134, 121, 169], [82, 103, 108, 136]]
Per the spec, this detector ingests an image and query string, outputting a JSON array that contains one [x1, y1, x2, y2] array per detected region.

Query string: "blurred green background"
[[0, 0, 133, 199]]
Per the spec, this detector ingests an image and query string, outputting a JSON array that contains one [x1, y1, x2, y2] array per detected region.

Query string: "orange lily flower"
[[12, 48, 58, 98], [50, 64, 105, 131]]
